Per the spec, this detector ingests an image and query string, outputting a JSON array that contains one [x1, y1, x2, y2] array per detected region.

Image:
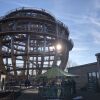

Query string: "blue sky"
[[0, 0, 100, 65]]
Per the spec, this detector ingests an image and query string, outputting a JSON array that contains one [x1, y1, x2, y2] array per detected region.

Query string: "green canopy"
[[39, 67, 78, 79]]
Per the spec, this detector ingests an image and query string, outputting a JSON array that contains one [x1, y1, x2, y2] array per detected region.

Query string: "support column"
[[11, 36, 17, 78], [26, 34, 30, 78], [40, 36, 46, 74], [60, 40, 69, 70], [23, 36, 27, 77], [52, 22, 59, 67], [53, 49, 58, 66], [36, 40, 39, 75], [48, 46, 50, 67], [0, 37, 6, 74]]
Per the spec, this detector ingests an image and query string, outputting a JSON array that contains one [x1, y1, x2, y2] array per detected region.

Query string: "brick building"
[[68, 53, 100, 91]]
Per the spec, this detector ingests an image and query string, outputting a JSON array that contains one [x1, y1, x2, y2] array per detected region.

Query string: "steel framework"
[[0, 7, 73, 78]]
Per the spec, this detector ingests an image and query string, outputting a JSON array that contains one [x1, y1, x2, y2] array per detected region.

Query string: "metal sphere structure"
[[0, 7, 73, 78]]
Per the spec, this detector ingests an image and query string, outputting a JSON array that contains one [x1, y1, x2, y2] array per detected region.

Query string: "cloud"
[[55, 12, 91, 26], [92, 31, 100, 45], [0, 0, 32, 7], [94, 0, 100, 9], [72, 47, 89, 52], [89, 17, 100, 27], [52, 0, 100, 28], [11, 1, 31, 7]]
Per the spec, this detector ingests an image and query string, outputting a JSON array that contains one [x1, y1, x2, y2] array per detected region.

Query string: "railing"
[[56, 19, 68, 30], [39, 85, 72, 99], [0, 7, 70, 38], [1, 27, 56, 36], [5, 7, 55, 19]]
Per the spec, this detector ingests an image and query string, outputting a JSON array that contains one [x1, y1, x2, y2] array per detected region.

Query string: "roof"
[[38, 67, 78, 79], [68, 62, 97, 70], [95, 53, 100, 57]]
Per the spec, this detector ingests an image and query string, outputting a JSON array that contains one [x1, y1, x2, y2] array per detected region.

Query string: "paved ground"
[[16, 88, 100, 100], [16, 88, 41, 100], [73, 91, 100, 100]]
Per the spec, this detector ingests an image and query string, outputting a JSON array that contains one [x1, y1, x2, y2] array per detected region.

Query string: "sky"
[[0, 0, 100, 65]]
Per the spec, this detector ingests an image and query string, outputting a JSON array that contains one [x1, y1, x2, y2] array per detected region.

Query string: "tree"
[[64, 60, 77, 71]]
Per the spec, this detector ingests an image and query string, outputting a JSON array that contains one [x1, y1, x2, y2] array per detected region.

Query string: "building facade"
[[68, 53, 100, 92]]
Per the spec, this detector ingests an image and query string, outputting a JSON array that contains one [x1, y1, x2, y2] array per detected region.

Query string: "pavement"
[[73, 91, 100, 100], [16, 87, 100, 100], [16, 88, 41, 100]]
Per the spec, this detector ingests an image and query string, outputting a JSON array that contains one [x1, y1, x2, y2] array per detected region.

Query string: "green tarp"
[[39, 67, 78, 79]]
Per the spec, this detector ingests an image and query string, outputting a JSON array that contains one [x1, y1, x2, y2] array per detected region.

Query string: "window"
[[92, 72, 96, 77], [88, 71, 99, 81], [88, 73, 92, 77]]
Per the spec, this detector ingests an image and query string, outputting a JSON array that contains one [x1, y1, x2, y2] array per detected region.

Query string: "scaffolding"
[[0, 7, 73, 79]]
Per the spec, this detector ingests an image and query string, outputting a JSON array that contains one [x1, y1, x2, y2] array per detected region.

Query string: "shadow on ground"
[[73, 91, 100, 100]]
